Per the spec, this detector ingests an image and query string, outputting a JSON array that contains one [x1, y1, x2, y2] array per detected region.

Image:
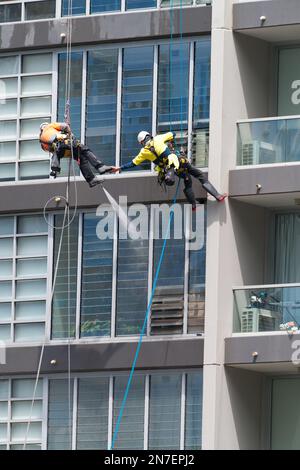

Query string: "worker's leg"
[[50, 145, 64, 177], [80, 145, 113, 174], [183, 174, 197, 209], [186, 162, 227, 202]]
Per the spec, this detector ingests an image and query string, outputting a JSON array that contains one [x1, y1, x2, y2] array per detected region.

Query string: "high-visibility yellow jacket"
[[120, 132, 176, 170], [40, 122, 69, 152]]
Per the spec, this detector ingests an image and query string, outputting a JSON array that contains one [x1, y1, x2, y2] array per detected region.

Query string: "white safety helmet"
[[40, 122, 49, 131], [137, 131, 151, 145]]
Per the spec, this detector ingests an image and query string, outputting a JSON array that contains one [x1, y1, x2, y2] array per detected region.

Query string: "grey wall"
[[233, 0, 300, 30], [233, 33, 273, 119], [218, 367, 267, 449], [0, 173, 208, 214], [230, 199, 267, 286], [0, 338, 204, 376], [0, 6, 211, 52]]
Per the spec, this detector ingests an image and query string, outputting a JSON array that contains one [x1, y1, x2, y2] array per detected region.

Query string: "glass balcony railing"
[[233, 284, 300, 333], [237, 116, 300, 166]]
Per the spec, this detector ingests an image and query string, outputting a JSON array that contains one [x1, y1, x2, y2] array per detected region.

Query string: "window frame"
[[0, 213, 50, 345], [49, 203, 206, 342]]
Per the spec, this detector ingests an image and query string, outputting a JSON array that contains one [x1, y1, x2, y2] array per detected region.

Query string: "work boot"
[[202, 181, 227, 202], [98, 165, 113, 175], [88, 175, 104, 188]]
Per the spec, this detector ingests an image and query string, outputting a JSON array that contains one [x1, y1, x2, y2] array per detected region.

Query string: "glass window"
[[113, 375, 145, 449], [25, 0, 55, 20], [161, 0, 192, 6], [22, 54, 52, 74], [17, 258, 47, 277], [21, 96, 51, 117], [81, 214, 113, 338], [0, 164, 15, 182], [188, 209, 206, 333], [18, 215, 47, 234], [19, 140, 46, 160], [0, 217, 14, 236], [0, 78, 18, 99], [19, 161, 49, 180], [158, 43, 189, 132], [0, 99, 17, 118], [16, 279, 46, 299], [21, 75, 52, 95], [58, 52, 83, 142], [0, 304, 11, 322], [62, 0, 86, 16], [0, 57, 18, 76], [48, 379, 73, 450], [0, 260, 13, 277], [126, 0, 156, 9], [193, 38, 211, 126], [52, 215, 79, 339], [90, 0, 121, 14], [0, 238, 13, 257], [15, 323, 45, 342], [20, 117, 47, 139], [15, 301, 45, 321], [185, 373, 202, 449], [0, 4, 21, 24], [116, 211, 149, 336], [17, 236, 47, 256], [272, 378, 300, 449], [86, 49, 118, 167], [120, 46, 153, 170], [148, 374, 181, 449], [0, 142, 16, 161], [151, 206, 185, 335], [77, 378, 109, 450], [0, 121, 17, 140]]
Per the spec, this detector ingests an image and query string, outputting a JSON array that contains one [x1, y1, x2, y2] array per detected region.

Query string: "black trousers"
[[177, 161, 221, 205], [51, 143, 103, 183]]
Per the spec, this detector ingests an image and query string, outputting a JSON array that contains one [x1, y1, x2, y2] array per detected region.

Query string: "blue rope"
[[110, 179, 181, 450]]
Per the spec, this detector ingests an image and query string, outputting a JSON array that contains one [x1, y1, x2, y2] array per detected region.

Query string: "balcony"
[[233, 284, 300, 334], [237, 116, 300, 166]]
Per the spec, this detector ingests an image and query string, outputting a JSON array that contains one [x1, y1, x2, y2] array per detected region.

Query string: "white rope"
[[23, 203, 69, 449], [24, 0, 76, 449]]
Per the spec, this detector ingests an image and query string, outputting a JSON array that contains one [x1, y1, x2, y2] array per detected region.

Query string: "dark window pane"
[[0, 4, 21, 23], [193, 38, 211, 127], [185, 372, 203, 450], [80, 213, 113, 338], [149, 374, 181, 450], [48, 379, 74, 450], [90, 0, 121, 13], [126, 0, 156, 9], [188, 208, 206, 333], [25, 0, 55, 20], [77, 378, 109, 450], [116, 210, 149, 336], [113, 376, 145, 449], [62, 0, 85, 16], [51, 215, 79, 339], [158, 43, 189, 132], [151, 206, 185, 335], [86, 49, 118, 167], [120, 46, 153, 170]]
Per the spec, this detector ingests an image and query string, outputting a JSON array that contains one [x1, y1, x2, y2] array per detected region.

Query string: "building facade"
[[0, 0, 299, 451]]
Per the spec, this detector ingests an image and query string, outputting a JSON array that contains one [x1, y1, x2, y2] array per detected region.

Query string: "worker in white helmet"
[[111, 131, 227, 210]]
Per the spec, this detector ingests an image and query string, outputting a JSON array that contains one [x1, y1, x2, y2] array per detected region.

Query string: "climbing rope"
[[110, 179, 181, 450], [111, 0, 186, 449], [24, 0, 76, 449]]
